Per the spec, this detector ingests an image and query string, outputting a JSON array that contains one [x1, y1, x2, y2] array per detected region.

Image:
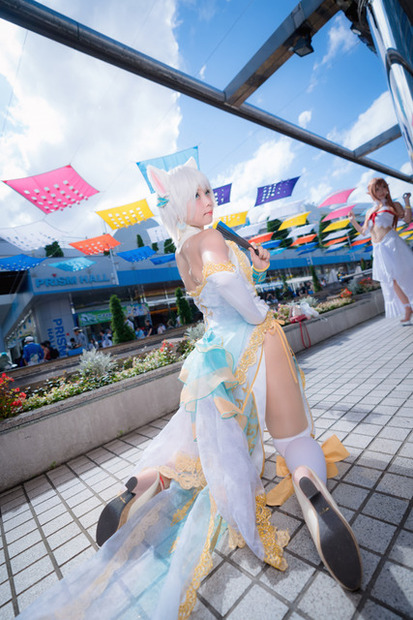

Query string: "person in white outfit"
[[349, 178, 413, 325], [18, 160, 362, 620]]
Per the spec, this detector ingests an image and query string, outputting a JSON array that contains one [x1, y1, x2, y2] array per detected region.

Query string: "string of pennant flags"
[[1, 147, 412, 271]]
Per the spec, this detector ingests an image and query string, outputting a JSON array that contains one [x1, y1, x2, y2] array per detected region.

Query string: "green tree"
[[151, 242, 159, 252], [45, 241, 64, 257], [136, 234, 144, 248], [175, 287, 192, 325], [164, 238, 176, 254], [310, 265, 322, 292], [360, 258, 366, 271], [267, 218, 292, 249], [109, 294, 135, 344]]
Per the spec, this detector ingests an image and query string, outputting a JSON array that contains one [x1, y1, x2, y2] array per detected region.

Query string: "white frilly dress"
[[370, 210, 413, 318], [18, 242, 307, 620]]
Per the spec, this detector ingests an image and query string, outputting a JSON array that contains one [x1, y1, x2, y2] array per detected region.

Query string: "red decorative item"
[[69, 234, 120, 255]]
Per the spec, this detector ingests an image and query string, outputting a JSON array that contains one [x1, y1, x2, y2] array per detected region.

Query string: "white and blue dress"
[[19, 242, 305, 620]]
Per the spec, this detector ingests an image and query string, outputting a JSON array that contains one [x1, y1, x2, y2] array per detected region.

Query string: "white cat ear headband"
[[147, 157, 198, 209]]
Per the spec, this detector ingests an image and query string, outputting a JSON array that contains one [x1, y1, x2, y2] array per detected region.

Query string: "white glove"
[[208, 269, 269, 325]]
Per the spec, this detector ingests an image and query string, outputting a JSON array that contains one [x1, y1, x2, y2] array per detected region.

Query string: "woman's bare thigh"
[[263, 328, 309, 439]]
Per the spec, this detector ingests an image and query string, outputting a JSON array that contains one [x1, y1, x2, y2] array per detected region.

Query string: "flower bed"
[[0, 290, 379, 421], [0, 342, 183, 420], [0, 289, 385, 490]]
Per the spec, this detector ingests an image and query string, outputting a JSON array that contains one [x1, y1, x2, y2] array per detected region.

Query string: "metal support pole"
[[0, 0, 412, 183], [363, 0, 413, 167]]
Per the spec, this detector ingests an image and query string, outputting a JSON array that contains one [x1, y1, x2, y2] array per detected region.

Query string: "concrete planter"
[[0, 363, 183, 491], [284, 288, 384, 353], [0, 290, 384, 491]]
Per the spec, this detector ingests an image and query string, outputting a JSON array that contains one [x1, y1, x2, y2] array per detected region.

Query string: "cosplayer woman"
[[18, 161, 361, 620], [349, 178, 413, 325]]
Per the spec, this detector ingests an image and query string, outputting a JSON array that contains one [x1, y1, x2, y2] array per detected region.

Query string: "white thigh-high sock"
[[273, 430, 327, 484]]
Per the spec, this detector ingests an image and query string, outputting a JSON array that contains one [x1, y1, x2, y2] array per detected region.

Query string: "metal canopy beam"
[[353, 124, 402, 158], [0, 0, 412, 184], [224, 0, 339, 106]]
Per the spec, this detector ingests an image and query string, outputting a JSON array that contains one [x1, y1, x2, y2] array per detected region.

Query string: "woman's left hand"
[[249, 243, 270, 270]]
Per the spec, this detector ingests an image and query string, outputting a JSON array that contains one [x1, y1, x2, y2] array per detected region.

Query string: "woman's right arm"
[[349, 210, 369, 235]]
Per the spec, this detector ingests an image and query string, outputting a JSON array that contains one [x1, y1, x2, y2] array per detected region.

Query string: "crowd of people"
[[5, 313, 180, 369]]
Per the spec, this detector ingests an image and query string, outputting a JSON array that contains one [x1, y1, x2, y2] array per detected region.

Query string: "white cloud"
[[211, 138, 296, 220], [0, 0, 182, 247], [347, 162, 413, 208], [298, 110, 312, 129], [307, 14, 357, 92], [342, 91, 398, 150], [315, 14, 358, 69], [307, 182, 333, 205]]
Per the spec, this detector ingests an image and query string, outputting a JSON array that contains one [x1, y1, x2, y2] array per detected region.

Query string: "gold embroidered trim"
[[229, 241, 254, 287], [203, 260, 235, 279], [256, 495, 289, 571], [178, 497, 217, 619], [159, 453, 207, 490], [235, 312, 274, 386], [188, 259, 236, 298], [228, 525, 246, 550], [171, 489, 200, 526]]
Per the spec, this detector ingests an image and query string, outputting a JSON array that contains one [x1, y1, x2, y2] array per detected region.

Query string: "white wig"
[[147, 158, 215, 244]]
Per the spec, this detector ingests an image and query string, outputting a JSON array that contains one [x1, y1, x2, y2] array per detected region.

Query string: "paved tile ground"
[[1, 315, 412, 619]]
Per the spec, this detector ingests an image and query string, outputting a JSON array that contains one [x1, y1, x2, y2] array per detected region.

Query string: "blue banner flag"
[[213, 183, 232, 205], [117, 247, 156, 263], [255, 176, 300, 206], [137, 147, 199, 193], [0, 254, 45, 271], [150, 254, 176, 265], [49, 258, 95, 272]]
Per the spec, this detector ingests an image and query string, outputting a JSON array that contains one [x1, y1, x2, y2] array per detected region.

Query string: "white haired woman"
[[19, 160, 361, 620]]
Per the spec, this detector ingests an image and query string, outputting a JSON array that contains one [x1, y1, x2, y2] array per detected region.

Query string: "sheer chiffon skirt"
[[372, 229, 413, 318], [18, 318, 290, 619]]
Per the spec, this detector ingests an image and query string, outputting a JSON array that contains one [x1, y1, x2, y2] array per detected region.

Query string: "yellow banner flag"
[[214, 211, 248, 228], [278, 211, 310, 230], [322, 218, 350, 232], [96, 199, 154, 229]]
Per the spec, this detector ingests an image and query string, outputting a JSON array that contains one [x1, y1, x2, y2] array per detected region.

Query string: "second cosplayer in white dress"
[[369, 208, 413, 318]]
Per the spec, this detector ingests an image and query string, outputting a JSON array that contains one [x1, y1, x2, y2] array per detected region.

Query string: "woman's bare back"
[[175, 228, 230, 292]]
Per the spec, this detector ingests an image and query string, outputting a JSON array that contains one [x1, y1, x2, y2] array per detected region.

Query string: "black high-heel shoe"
[[292, 466, 362, 591], [96, 473, 163, 547]]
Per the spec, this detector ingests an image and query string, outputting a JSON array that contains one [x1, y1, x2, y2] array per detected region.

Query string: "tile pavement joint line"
[[63, 457, 127, 506], [194, 592, 221, 619], [0, 507, 19, 617], [72, 444, 139, 479], [46, 472, 99, 552], [23, 487, 65, 575], [366, 593, 413, 619], [352, 488, 413, 616], [10, 486, 64, 615]]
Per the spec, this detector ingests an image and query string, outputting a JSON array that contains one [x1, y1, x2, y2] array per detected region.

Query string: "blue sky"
[[0, 0, 411, 255]]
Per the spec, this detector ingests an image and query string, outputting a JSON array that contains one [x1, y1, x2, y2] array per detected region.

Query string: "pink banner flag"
[[322, 205, 356, 222], [3, 165, 99, 214], [318, 188, 355, 208]]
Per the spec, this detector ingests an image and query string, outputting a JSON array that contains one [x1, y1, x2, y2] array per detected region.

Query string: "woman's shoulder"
[[199, 228, 230, 262], [198, 227, 225, 247]]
